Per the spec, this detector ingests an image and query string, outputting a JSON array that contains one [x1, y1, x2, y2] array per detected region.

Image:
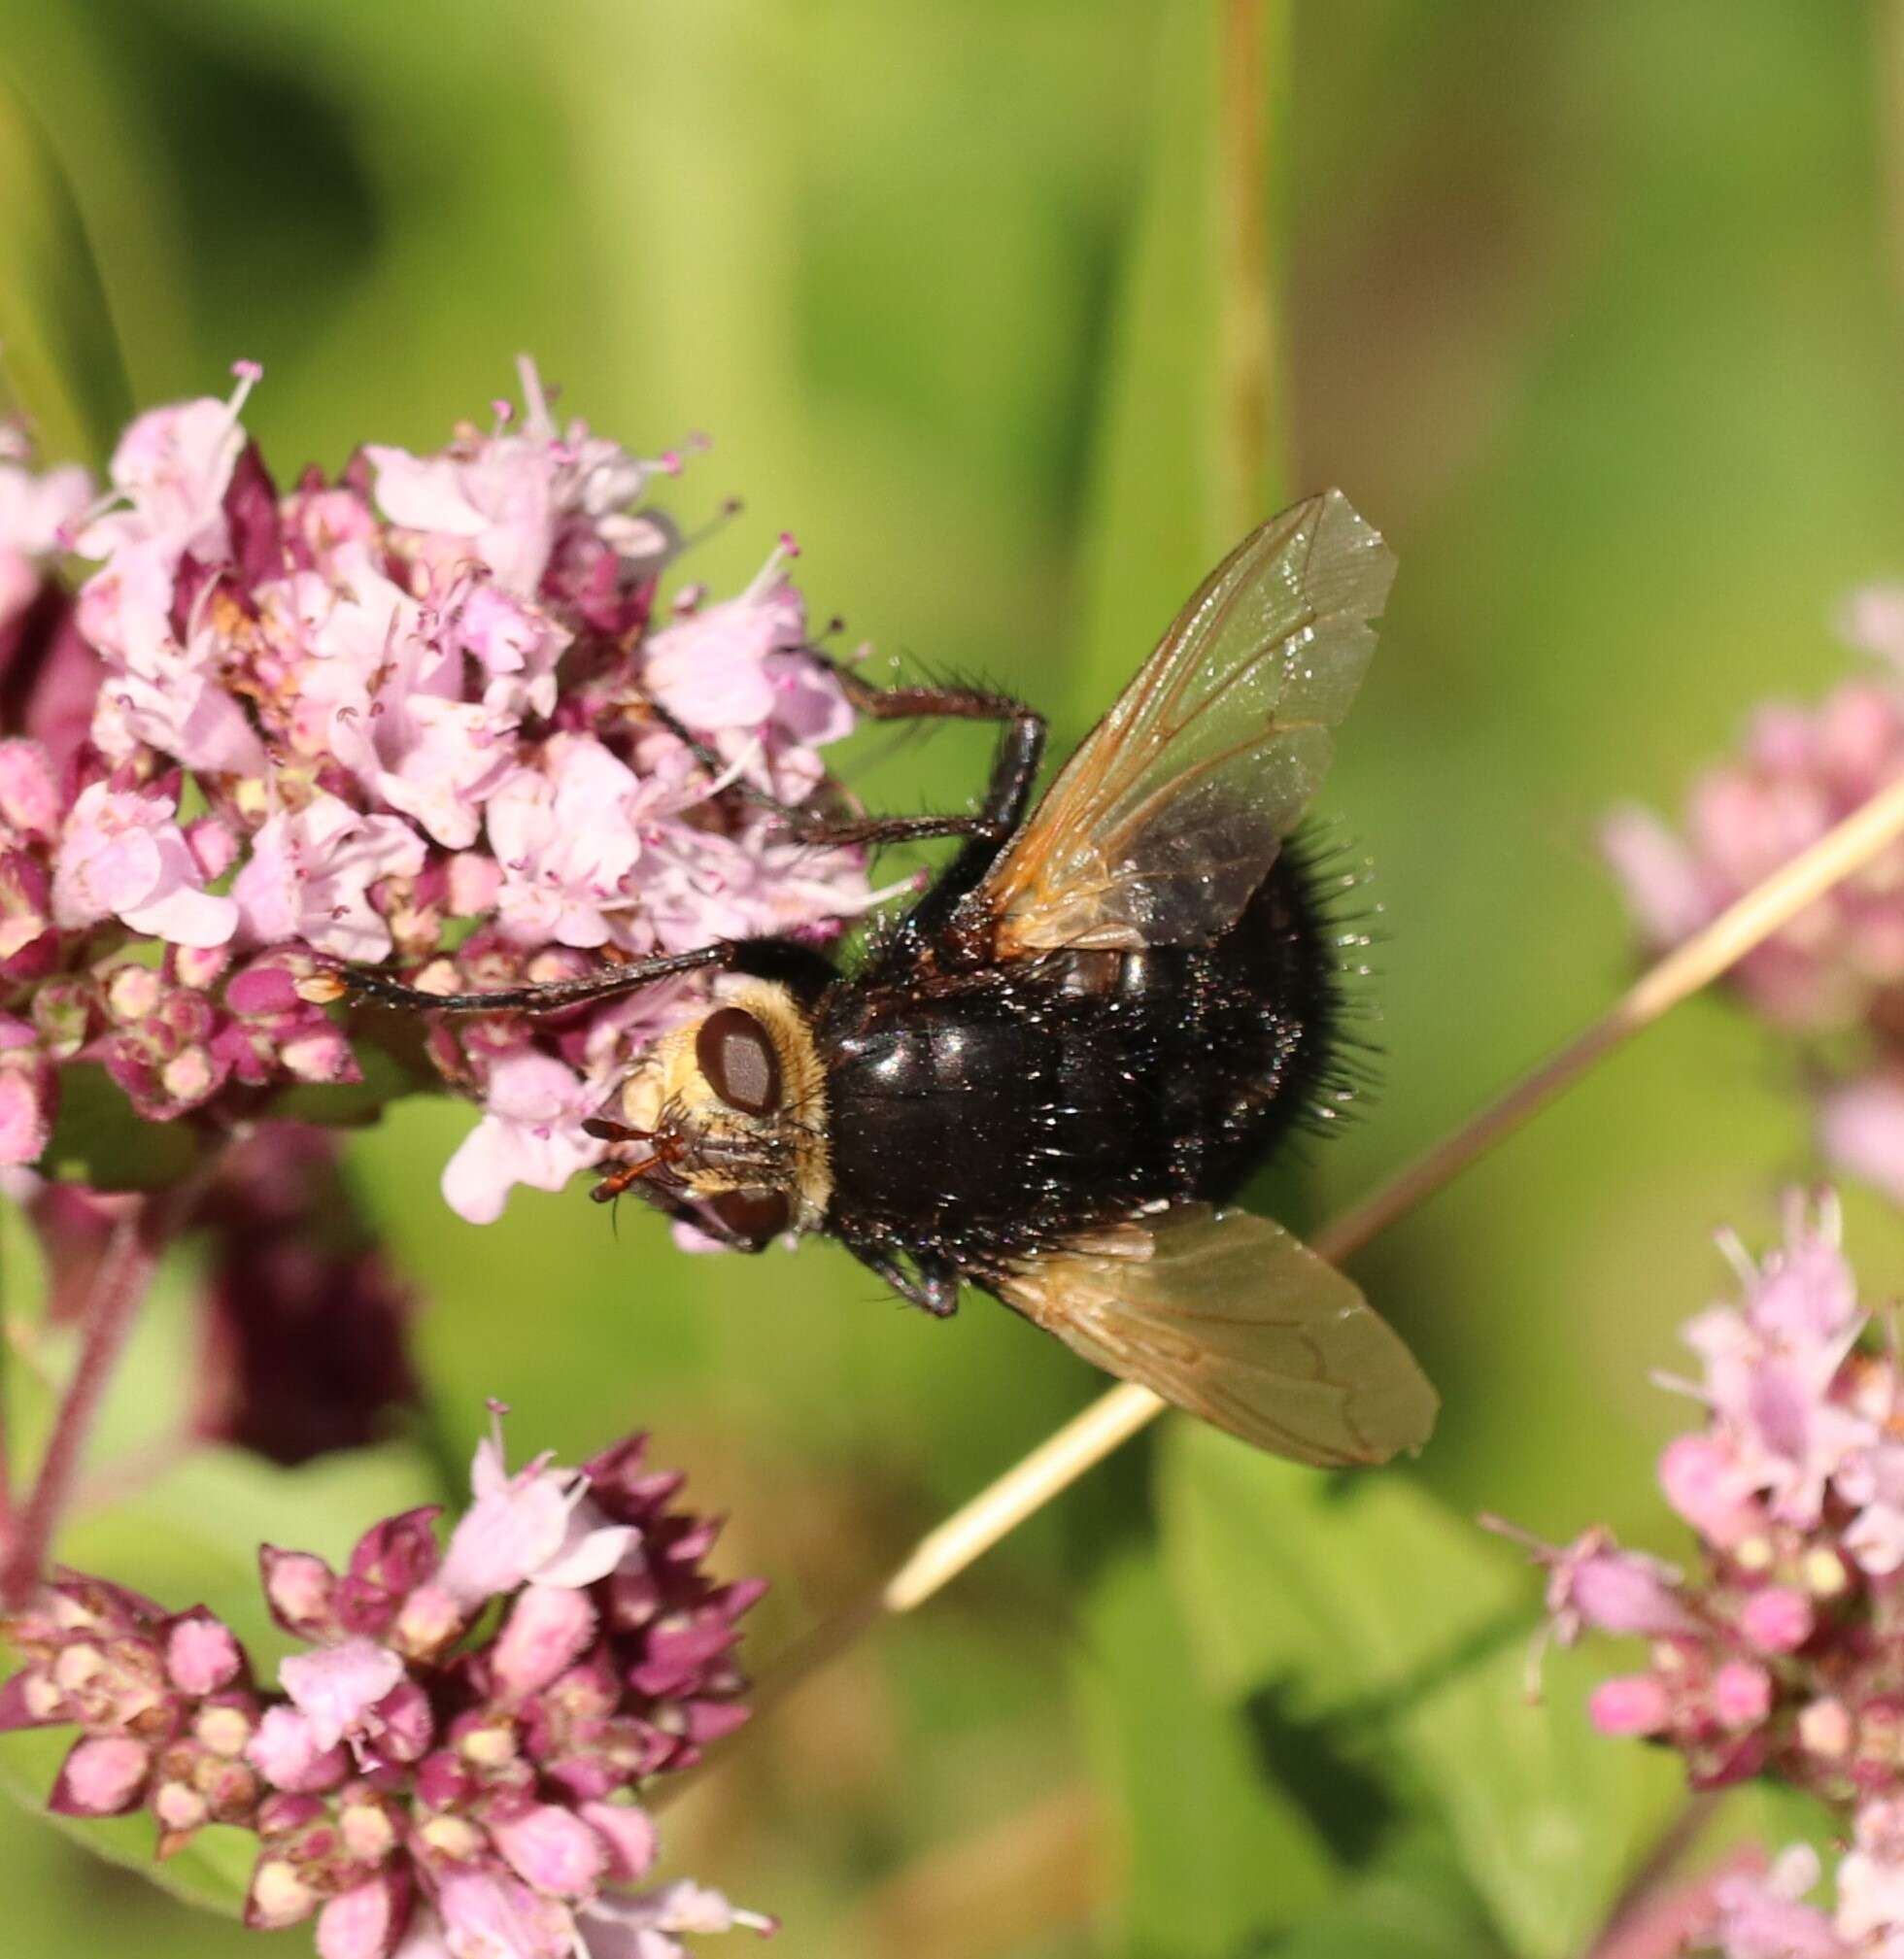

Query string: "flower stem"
[[0, 1266, 13, 1542], [720, 768, 1904, 1739], [0, 1161, 213, 1607], [1584, 1792, 1723, 1958]]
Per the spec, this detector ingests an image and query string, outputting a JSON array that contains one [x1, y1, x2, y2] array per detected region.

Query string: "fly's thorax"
[[617, 979, 833, 1230]]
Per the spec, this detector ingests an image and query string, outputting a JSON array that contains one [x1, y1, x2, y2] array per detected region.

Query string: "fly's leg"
[[798, 661, 1046, 842], [644, 663, 1044, 848], [850, 1239, 961, 1318], [581, 1119, 779, 1252], [322, 940, 737, 1016]]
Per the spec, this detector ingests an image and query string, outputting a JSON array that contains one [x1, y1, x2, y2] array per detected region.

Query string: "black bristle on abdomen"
[[1269, 823, 1384, 1148]]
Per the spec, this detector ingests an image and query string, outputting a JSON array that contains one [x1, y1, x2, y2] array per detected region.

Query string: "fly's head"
[[594, 980, 832, 1238]]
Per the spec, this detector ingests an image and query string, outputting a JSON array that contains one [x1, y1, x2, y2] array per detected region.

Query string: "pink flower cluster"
[[1602, 601, 1904, 1208], [1497, 1194, 1904, 1957], [0, 1408, 769, 1959], [0, 360, 879, 1220]]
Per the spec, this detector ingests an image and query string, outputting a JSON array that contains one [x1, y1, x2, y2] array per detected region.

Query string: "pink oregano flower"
[[1493, 1193, 1904, 1959], [0, 1408, 770, 1959], [1602, 609, 1904, 1209], [0, 362, 884, 1220]]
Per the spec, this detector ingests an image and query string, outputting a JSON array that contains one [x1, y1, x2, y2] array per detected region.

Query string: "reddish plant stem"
[[0, 1319, 13, 1543], [1, 1178, 193, 1607]]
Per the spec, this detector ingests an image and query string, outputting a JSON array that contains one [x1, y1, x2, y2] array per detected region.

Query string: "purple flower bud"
[[165, 1611, 245, 1695], [491, 1802, 607, 1898], [261, 1546, 341, 1639], [493, 1585, 598, 1702], [414, 1748, 474, 1812], [366, 1678, 433, 1766], [1740, 1587, 1816, 1653], [1563, 1540, 1701, 1639], [315, 1869, 412, 1959], [0, 1053, 54, 1164], [346, 1508, 444, 1613], [247, 1855, 323, 1932], [50, 1735, 151, 1816], [1714, 1661, 1775, 1730], [1588, 1673, 1673, 1737], [680, 1698, 753, 1747], [256, 1790, 329, 1839]]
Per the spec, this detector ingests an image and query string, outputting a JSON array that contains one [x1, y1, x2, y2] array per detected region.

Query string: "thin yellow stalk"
[[1216, 0, 1281, 534], [763, 769, 1904, 1697]]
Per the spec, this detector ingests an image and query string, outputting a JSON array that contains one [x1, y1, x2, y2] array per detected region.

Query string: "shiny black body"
[[814, 855, 1335, 1292]]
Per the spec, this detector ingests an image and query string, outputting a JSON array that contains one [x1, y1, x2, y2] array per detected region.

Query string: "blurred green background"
[[5, 2, 1904, 1954]]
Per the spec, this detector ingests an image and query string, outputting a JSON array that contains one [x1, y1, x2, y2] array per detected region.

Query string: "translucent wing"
[[976, 490, 1395, 954], [998, 1205, 1436, 1467]]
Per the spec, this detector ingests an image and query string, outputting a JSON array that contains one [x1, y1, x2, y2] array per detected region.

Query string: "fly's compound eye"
[[696, 1006, 783, 1115]]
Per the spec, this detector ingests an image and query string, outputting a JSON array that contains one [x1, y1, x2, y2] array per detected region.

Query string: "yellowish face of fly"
[[616, 980, 832, 1230]]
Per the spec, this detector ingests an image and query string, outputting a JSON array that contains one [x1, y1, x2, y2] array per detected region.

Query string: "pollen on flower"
[[0, 1408, 770, 1959]]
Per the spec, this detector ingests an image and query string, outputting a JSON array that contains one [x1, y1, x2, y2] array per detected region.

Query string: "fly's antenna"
[[298, 941, 737, 1016]]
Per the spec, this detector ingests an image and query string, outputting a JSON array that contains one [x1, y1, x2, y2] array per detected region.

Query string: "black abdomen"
[[816, 852, 1342, 1273]]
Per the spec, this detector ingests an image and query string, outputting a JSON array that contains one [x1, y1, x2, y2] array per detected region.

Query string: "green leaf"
[[1076, 1548, 1339, 1959], [1159, 1423, 1682, 1958], [1159, 1420, 1524, 1714], [1267, 1829, 1508, 1959], [1398, 1639, 1682, 1959], [41, 1064, 203, 1194], [0, 66, 133, 467], [0, 1721, 255, 1920], [264, 1037, 428, 1130]]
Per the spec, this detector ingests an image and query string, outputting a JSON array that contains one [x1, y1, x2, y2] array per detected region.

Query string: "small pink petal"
[[247, 1706, 349, 1793], [580, 1801, 658, 1883], [1819, 1072, 1904, 1206], [492, 1803, 608, 1898], [436, 1870, 575, 1959], [1657, 1433, 1764, 1548], [1599, 804, 1714, 946], [279, 1638, 405, 1751]]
